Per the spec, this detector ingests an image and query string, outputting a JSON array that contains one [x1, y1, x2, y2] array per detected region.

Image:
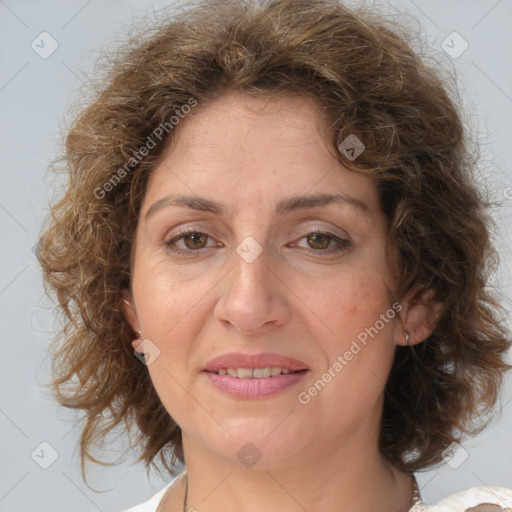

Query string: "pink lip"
[[202, 352, 309, 400], [204, 371, 309, 399], [203, 352, 309, 372]]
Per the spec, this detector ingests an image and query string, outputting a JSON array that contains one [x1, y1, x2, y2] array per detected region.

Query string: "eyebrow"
[[145, 192, 371, 220]]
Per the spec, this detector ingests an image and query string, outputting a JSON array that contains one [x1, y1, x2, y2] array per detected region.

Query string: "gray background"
[[0, 0, 511, 510]]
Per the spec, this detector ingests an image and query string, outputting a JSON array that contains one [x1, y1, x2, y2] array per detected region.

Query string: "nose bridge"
[[213, 237, 289, 334], [231, 244, 270, 299]]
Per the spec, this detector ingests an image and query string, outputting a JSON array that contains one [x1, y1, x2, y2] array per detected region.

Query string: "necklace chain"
[[410, 476, 428, 511]]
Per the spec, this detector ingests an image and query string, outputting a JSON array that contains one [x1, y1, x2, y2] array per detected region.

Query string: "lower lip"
[[203, 370, 309, 399]]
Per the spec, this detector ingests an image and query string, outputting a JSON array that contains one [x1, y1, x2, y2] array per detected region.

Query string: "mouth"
[[204, 367, 308, 378], [203, 351, 309, 374], [202, 352, 310, 399]]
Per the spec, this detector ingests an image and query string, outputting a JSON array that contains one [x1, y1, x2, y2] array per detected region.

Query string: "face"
[[125, 91, 403, 469]]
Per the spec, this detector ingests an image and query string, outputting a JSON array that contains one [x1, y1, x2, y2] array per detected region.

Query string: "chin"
[[195, 422, 314, 469]]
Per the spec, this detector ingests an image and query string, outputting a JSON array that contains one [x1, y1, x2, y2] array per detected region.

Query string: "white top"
[[122, 471, 512, 512], [122, 472, 183, 512]]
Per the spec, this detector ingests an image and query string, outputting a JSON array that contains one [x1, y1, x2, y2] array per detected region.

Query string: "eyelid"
[[164, 222, 221, 241], [165, 220, 348, 238], [291, 222, 351, 242]]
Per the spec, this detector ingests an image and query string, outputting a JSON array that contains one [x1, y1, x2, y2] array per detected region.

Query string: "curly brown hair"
[[37, 0, 511, 485]]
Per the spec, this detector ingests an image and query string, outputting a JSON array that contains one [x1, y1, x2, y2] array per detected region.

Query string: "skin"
[[124, 91, 440, 512]]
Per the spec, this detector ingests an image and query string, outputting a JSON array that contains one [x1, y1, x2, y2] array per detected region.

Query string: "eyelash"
[[164, 228, 352, 257]]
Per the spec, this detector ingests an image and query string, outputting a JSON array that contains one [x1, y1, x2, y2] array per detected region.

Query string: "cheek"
[[298, 270, 397, 417], [297, 265, 397, 390], [300, 268, 391, 337], [133, 251, 209, 333]]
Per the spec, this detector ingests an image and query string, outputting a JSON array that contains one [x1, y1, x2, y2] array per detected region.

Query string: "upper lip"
[[203, 352, 309, 372]]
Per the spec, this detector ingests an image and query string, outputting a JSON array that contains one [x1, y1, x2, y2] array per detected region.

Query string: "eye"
[[164, 228, 351, 258], [293, 231, 351, 255], [165, 229, 220, 256]]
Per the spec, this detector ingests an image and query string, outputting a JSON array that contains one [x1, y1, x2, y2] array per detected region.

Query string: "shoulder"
[[120, 471, 186, 512], [420, 486, 512, 511]]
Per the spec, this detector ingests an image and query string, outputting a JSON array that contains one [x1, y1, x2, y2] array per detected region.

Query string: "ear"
[[122, 290, 144, 353], [394, 284, 444, 346]]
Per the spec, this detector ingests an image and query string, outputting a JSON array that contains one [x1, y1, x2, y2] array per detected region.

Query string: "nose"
[[213, 246, 291, 336]]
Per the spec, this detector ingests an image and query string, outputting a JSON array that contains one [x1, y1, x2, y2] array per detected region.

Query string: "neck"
[[175, 436, 415, 512]]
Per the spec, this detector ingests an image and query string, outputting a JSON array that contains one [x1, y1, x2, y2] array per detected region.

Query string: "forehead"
[[161, 91, 335, 163], [144, 91, 380, 218]]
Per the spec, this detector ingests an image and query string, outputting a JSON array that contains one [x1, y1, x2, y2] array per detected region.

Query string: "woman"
[[37, 0, 512, 511]]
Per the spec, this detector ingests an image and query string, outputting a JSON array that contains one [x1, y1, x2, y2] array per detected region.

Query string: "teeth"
[[237, 368, 254, 379], [214, 367, 297, 378], [253, 367, 271, 378]]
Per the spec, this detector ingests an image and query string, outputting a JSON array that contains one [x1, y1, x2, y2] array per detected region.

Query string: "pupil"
[[308, 233, 330, 249], [185, 232, 206, 249]]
